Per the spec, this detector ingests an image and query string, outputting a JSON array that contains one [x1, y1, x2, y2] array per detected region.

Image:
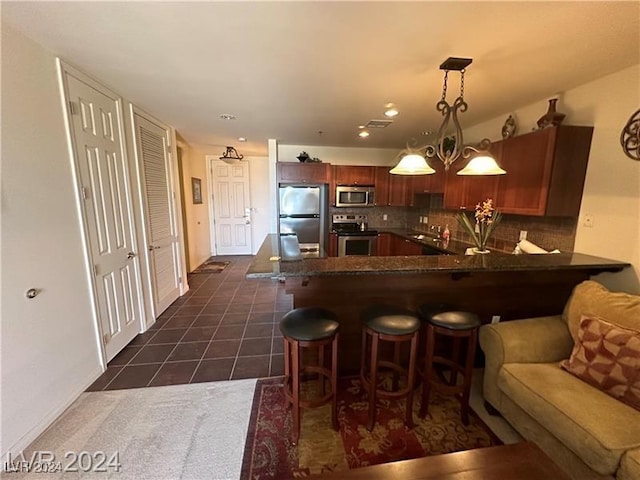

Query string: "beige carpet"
[[10, 379, 257, 480]]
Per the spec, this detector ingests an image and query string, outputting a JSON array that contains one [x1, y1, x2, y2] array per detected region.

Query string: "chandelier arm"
[[461, 138, 492, 160]]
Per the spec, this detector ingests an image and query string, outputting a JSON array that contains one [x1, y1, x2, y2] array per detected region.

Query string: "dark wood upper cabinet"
[[495, 125, 593, 216], [333, 165, 376, 185], [443, 171, 499, 210], [442, 140, 502, 211], [374, 166, 390, 206], [277, 162, 330, 184], [388, 173, 410, 206]]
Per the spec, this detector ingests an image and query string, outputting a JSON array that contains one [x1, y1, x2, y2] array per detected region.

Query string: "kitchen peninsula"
[[248, 234, 629, 371]]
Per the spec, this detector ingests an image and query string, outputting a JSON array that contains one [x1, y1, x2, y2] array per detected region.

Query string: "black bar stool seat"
[[359, 305, 420, 431], [419, 308, 481, 425], [280, 307, 340, 445]]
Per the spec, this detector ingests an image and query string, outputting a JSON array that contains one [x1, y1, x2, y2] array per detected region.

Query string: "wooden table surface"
[[308, 442, 571, 480]]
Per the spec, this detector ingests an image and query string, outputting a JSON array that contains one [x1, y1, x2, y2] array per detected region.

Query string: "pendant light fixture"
[[389, 152, 435, 175], [391, 57, 506, 176], [219, 146, 244, 164]]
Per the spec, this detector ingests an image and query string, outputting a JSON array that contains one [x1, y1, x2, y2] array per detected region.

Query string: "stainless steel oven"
[[338, 234, 378, 256], [335, 185, 375, 207]]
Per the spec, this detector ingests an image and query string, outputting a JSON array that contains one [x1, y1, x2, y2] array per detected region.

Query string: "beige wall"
[[277, 144, 398, 166], [1, 24, 102, 456], [464, 65, 640, 293], [179, 143, 213, 270], [178, 144, 272, 262]]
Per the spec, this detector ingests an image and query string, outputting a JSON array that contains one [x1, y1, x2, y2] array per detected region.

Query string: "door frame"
[[127, 106, 189, 322], [57, 60, 147, 368], [206, 155, 218, 256], [206, 155, 253, 256]]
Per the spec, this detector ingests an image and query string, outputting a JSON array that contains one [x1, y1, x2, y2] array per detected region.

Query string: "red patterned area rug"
[[240, 377, 501, 479]]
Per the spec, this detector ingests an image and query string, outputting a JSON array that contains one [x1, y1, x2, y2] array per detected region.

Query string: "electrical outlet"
[[519, 230, 527, 241], [583, 214, 594, 228], [383, 214, 388, 221], [491, 315, 501, 324]]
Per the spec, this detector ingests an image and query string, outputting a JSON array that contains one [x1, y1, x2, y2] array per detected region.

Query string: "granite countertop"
[[247, 234, 629, 279]]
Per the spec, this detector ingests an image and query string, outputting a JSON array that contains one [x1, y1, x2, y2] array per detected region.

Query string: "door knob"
[[127, 252, 136, 259], [26, 288, 40, 299]]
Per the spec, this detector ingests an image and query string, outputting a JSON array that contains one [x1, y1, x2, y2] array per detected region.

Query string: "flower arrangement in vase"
[[457, 198, 502, 253]]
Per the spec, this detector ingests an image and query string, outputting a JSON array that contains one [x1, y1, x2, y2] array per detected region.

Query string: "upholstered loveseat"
[[479, 280, 640, 480]]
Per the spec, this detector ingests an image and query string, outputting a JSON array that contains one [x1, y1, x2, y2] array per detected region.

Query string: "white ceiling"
[[3, 1, 639, 156]]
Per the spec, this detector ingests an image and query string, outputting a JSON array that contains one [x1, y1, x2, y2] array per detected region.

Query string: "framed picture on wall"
[[192, 177, 202, 204]]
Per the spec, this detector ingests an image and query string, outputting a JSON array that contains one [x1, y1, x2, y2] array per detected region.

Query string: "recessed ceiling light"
[[237, 137, 247, 142], [358, 130, 370, 138], [384, 103, 399, 118], [219, 113, 236, 120], [358, 125, 366, 129]]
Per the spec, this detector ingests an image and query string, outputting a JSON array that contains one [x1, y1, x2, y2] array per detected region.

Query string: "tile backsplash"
[[330, 204, 578, 253], [408, 208, 578, 253], [329, 206, 408, 229]]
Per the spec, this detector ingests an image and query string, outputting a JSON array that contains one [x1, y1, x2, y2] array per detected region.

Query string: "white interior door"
[[133, 113, 181, 316], [64, 73, 143, 361], [211, 160, 252, 255]]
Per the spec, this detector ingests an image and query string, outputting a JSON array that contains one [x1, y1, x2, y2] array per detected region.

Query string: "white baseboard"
[[1, 364, 104, 462]]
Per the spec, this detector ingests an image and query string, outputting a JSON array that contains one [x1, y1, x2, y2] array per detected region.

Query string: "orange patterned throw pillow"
[[561, 316, 640, 411]]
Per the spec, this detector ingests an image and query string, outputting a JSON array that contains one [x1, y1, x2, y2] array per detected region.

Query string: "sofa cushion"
[[562, 281, 640, 344], [619, 448, 640, 480], [561, 316, 640, 411], [498, 362, 640, 475]]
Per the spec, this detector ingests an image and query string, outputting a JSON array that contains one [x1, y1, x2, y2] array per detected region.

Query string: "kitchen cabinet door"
[[374, 166, 390, 206], [334, 165, 375, 185], [328, 233, 338, 257], [389, 234, 422, 256], [277, 162, 330, 184], [388, 174, 409, 206], [496, 126, 593, 216], [407, 160, 445, 195], [377, 233, 391, 256], [443, 142, 501, 210]]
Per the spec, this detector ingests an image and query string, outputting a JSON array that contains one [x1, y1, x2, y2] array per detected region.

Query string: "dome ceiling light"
[[391, 57, 506, 176], [384, 103, 399, 118]]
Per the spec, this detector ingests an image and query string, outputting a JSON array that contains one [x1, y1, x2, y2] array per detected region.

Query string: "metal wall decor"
[[620, 108, 640, 160]]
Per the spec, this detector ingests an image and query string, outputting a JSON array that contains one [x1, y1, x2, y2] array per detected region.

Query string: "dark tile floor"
[[87, 255, 292, 391]]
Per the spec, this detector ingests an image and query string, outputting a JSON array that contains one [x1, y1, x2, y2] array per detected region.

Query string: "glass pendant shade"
[[456, 154, 506, 175], [389, 154, 436, 175]]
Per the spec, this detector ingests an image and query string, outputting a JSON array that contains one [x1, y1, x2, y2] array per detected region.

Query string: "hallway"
[[87, 256, 291, 391]]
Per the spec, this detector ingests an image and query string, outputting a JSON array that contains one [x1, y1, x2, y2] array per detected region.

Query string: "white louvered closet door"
[[134, 113, 180, 316]]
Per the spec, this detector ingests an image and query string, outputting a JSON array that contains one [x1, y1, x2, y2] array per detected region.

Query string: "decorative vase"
[[472, 247, 491, 255], [537, 98, 566, 130]]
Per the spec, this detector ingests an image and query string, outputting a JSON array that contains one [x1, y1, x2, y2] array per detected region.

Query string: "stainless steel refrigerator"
[[278, 184, 327, 257]]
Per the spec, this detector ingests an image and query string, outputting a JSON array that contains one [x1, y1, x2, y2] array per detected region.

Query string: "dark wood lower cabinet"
[[285, 269, 589, 374], [328, 233, 338, 257], [376, 233, 391, 256]]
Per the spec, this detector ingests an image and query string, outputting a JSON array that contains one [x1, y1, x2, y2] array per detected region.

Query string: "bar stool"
[[419, 309, 481, 425], [360, 305, 420, 431], [280, 307, 340, 445]]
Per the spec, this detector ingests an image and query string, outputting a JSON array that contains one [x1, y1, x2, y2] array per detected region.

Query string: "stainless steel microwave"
[[335, 185, 375, 207]]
